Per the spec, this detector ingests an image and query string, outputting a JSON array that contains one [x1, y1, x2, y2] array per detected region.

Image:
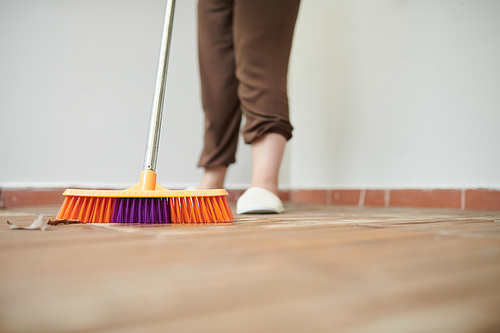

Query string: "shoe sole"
[[237, 206, 283, 214]]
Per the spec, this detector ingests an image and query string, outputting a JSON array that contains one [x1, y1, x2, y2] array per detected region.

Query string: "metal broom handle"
[[144, 0, 176, 172]]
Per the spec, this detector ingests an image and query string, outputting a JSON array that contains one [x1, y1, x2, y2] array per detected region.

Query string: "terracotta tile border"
[[389, 189, 462, 209], [465, 189, 500, 210], [330, 190, 361, 206], [1, 188, 66, 208], [289, 190, 328, 205], [1, 188, 499, 210], [363, 190, 386, 207]]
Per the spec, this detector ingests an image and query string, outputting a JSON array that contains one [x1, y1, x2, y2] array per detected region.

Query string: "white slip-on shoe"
[[236, 187, 284, 214]]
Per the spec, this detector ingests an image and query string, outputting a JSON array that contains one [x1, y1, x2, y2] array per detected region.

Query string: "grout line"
[[358, 189, 366, 207], [384, 190, 390, 207], [461, 189, 466, 210]]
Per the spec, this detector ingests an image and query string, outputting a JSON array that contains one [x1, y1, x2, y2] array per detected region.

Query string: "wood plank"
[[1, 204, 499, 333]]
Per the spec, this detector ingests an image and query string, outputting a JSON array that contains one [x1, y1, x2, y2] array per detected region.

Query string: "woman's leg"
[[233, 0, 300, 146], [197, 0, 300, 194], [250, 133, 286, 196], [236, 132, 288, 214], [233, 0, 300, 194], [197, 0, 241, 173]]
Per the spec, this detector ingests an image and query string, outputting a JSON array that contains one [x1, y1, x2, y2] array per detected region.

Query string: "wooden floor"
[[1, 204, 500, 333]]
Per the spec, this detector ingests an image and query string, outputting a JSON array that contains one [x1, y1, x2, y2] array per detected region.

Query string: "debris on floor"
[[7, 214, 48, 231], [47, 218, 81, 226]]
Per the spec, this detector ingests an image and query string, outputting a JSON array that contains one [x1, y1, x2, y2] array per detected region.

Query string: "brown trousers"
[[197, 0, 301, 168]]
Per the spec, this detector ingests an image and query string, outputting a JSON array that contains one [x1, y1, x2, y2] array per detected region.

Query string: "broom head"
[[56, 170, 233, 224]]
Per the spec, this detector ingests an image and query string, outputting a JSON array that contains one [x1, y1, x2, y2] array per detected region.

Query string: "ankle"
[[199, 166, 227, 189], [250, 181, 279, 196]]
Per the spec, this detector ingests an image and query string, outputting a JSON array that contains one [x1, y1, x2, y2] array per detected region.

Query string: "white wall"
[[289, 0, 500, 189], [1, 0, 499, 190], [0, 0, 253, 189]]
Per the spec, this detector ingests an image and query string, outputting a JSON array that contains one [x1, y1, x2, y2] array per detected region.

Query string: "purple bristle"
[[111, 198, 171, 223]]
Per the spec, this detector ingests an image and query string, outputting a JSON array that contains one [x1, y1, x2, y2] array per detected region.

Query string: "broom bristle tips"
[[56, 195, 233, 224]]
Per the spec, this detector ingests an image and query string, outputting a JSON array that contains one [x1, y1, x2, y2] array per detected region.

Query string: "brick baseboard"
[[1, 188, 66, 208], [1, 188, 499, 210], [285, 189, 500, 210]]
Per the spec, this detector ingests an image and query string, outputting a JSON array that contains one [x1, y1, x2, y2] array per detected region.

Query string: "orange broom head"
[[56, 170, 233, 224]]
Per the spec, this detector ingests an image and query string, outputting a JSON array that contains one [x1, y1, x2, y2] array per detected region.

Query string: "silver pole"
[[143, 0, 176, 171]]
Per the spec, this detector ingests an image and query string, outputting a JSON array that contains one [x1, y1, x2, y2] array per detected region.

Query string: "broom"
[[56, 0, 233, 224]]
